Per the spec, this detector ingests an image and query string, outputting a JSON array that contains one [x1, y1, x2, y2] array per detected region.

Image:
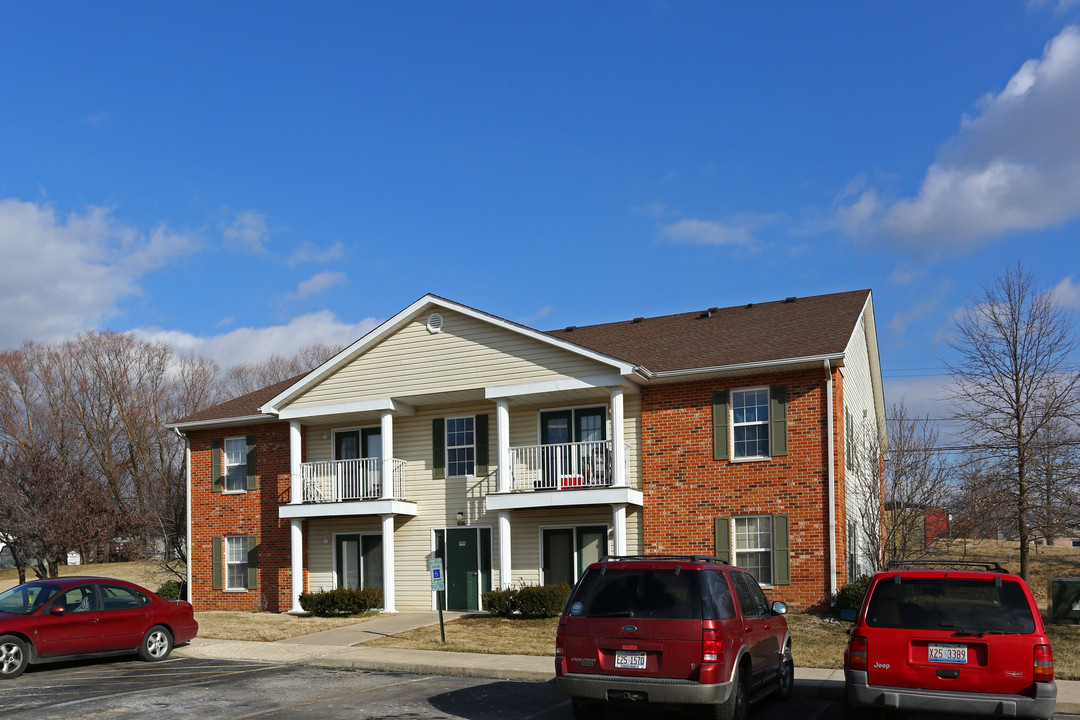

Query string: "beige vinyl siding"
[[842, 311, 881, 578], [286, 309, 617, 410], [305, 517, 385, 593]]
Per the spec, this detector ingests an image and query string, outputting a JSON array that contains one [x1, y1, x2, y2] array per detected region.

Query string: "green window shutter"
[[247, 535, 259, 590], [714, 517, 731, 561], [432, 418, 445, 480], [475, 414, 489, 476], [712, 391, 729, 461], [773, 514, 790, 585], [211, 439, 224, 493], [770, 385, 788, 457], [246, 435, 258, 490], [212, 537, 223, 590]]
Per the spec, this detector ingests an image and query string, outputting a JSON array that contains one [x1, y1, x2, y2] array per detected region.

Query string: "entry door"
[[446, 528, 479, 611], [361, 535, 383, 590], [540, 410, 572, 489], [336, 534, 361, 589], [361, 428, 382, 497], [542, 528, 574, 586]]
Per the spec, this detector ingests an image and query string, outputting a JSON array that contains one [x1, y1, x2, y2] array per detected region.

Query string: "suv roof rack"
[[600, 554, 729, 565], [885, 559, 1008, 573]]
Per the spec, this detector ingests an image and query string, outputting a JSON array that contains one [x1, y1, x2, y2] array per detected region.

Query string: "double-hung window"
[[733, 515, 774, 585], [224, 437, 247, 492], [731, 388, 770, 460], [225, 536, 249, 590], [446, 417, 475, 477]]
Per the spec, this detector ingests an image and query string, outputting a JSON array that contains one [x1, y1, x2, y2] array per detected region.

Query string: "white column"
[[381, 411, 394, 500], [381, 513, 396, 612], [496, 400, 510, 492], [610, 387, 626, 487], [612, 503, 627, 556], [498, 511, 512, 589], [290, 519, 304, 613], [289, 421, 303, 504]]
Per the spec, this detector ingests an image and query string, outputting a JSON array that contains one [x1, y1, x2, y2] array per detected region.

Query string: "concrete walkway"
[[173, 612, 1080, 713]]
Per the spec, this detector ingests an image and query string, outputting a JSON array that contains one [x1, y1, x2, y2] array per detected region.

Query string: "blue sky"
[[1, 1, 1079, 426]]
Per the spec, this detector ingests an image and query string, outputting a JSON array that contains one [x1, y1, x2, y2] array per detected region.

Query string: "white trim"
[[278, 398, 415, 421], [730, 386, 771, 461], [279, 500, 418, 519], [641, 353, 846, 381], [184, 434, 192, 603], [290, 519, 303, 612], [167, 414, 275, 431], [445, 415, 476, 479], [485, 374, 637, 400], [261, 294, 636, 414], [486, 486, 643, 511]]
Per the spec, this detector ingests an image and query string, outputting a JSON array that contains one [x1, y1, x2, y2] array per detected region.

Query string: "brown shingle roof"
[[543, 289, 870, 374], [171, 374, 306, 426]]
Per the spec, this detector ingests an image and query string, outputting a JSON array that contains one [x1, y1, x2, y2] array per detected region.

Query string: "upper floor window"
[[731, 388, 770, 459], [224, 437, 248, 492], [446, 417, 475, 477]]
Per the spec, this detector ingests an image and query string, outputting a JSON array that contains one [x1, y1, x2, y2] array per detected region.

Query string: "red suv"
[[844, 562, 1056, 719], [555, 555, 792, 720]]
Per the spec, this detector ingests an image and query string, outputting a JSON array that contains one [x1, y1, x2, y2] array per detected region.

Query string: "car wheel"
[[776, 646, 794, 700], [712, 664, 748, 720], [138, 625, 174, 661], [571, 699, 606, 720], [0, 635, 29, 680]]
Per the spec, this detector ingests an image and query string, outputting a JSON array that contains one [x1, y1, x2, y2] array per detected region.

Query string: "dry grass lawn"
[[0, 560, 175, 594], [365, 615, 557, 655], [195, 611, 379, 642]]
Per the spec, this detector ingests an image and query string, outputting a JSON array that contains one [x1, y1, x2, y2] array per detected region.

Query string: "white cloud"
[[658, 215, 774, 248], [223, 209, 270, 253], [288, 241, 345, 265], [0, 198, 199, 347], [838, 26, 1080, 252], [1050, 274, 1080, 308], [517, 305, 554, 326], [137, 311, 379, 369], [285, 271, 348, 301]]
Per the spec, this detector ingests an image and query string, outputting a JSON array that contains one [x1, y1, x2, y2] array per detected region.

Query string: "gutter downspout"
[[174, 426, 192, 604], [825, 359, 837, 604]]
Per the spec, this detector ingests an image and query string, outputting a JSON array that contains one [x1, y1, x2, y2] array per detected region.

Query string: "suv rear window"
[[866, 577, 1035, 634], [572, 568, 703, 620]]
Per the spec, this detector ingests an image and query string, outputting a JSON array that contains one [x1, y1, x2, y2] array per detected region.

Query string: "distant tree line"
[[0, 335, 340, 585]]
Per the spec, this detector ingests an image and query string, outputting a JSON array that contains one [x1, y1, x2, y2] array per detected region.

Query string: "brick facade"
[[640, 368, 849, 611], [188, 421, 298, 612]]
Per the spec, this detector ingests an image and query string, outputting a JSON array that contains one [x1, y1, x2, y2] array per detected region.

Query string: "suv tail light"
[[1034, 644, 1054, 682], [702, 629, 724, 663], [555, 622, 566, 657], [846, 634, 868, 671]]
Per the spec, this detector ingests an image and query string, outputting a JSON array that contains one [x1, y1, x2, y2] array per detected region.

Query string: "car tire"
[[712, 664, 748, 720], [138, 625, 174, 662], [571, 699, 606, 720], [776, 646, 794, 700], [0, 635, 29, 680]]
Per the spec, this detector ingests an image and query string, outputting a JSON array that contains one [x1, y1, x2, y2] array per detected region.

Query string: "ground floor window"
[[715, 514, 789, 586], [541, 525, 608, 586], [335, 534, 383, 591], [225, 536, 249, 590]]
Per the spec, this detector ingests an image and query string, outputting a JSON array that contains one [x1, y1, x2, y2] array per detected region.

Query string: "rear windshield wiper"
[[593, 610, 636, 618]]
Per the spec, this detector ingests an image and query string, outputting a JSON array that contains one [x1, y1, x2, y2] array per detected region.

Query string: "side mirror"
[[771, 600, 788, 615], [50, 604, 65, 616]]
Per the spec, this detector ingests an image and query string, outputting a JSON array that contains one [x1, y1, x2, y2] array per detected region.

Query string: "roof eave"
[[640, 352, 848, 382], [166, 414, 279, 432]]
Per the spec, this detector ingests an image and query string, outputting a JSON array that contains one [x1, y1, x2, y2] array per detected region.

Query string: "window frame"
[[732, 515, 774, 586], [730, 386, 771, 461], [445, 416, 476, 478], [223, 436, 248, 493], [224, 535, 249, 592]]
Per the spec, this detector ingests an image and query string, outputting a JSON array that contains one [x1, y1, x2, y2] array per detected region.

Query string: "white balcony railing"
[[507, 440, 627, 492], [300, 458, 406, 503]]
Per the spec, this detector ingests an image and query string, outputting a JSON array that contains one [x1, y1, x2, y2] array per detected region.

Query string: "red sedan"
[[0, 576, 198, 679]]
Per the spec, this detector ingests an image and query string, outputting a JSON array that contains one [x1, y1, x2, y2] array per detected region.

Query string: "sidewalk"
[[173, 613, 1080, 713]]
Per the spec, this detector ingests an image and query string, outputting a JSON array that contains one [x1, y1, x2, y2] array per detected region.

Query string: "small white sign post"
[[429, 558, 446, 643]]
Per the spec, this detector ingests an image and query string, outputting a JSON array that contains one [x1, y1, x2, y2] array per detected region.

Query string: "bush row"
[[482, 583, 571, 618], [299, 587, 384, 616], [836, 575, 872, 612]]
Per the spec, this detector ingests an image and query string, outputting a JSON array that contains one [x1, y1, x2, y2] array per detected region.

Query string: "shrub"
[[157, 580, 183, 600], [516, 583, 571, 618], [299, 587, 384, 616], [482, 587, 519, 618], [837, 575, 873, 612]]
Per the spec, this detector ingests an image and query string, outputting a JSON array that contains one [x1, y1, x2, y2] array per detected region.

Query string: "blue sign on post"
[[429, 558, 445, 592]]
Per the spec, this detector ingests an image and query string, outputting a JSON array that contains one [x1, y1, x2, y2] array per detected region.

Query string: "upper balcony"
[[279, 457, 417, 520], [506, 439, 625, 491]]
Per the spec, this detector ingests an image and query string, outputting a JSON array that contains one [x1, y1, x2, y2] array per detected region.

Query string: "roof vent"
[[426, 313, 444, 334], [564, 325, 576, 332], [631, 317, 644, 324], [700, 307, 721, 318], [784, 296, 797, 303], [746, 303, 753, 309]]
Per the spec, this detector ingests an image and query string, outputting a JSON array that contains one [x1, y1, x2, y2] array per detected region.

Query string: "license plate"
[[928, 643, 967, 664], [615, 651, 647, 669]]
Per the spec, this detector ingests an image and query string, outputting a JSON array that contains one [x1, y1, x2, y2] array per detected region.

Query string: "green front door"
[[446, 528, 479, 611]]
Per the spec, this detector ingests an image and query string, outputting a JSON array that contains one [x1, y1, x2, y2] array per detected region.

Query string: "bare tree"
[[947, 262, 1080, 581], [220, 342, 341, 398], [850, 400, 952, 572], [1029, 411, 1080, 545]]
